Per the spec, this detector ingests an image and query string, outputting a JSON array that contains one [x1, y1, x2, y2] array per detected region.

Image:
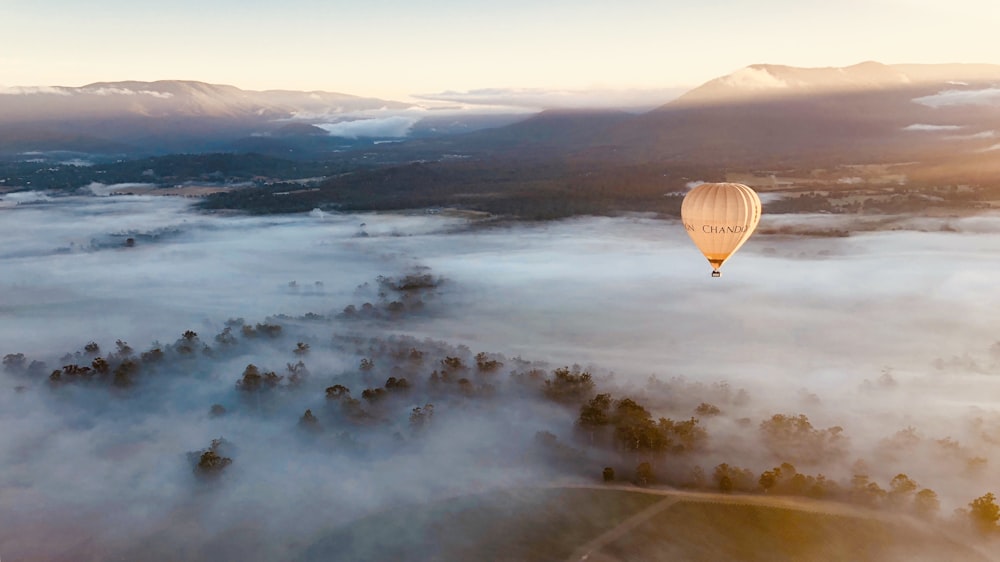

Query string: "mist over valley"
[[3, 192, 1000, 560]]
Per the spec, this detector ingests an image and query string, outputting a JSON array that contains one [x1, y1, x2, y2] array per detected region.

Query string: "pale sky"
[[2, 0, 998, 101]]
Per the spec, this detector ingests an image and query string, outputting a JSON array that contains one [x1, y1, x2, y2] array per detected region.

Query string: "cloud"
[[59, 158, 95, 167], [81, 86, 174, 99], [901, 123, 962, 131], [414, 87, 685, 110], [81, 182, 158, 196], [315, 116, 419, 138], [0, 191, 54, 205], [719, 67, 790, 90], [945, 130, 997, 140], [288, 105, 428, 121], [913, 87, 1000, 107], [0, 85, 71, 95]]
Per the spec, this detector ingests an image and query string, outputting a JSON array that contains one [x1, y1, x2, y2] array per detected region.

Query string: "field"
[[297, 486, 990, 562]]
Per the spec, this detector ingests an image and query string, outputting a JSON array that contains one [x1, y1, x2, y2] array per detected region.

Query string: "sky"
[[3, 0, 1000, 101]]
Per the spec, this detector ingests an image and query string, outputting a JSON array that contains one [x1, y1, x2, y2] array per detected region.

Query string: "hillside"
[[0, 80, 414, 154], [605, 62, 1000, 165], [0, 80, 411, 123], [295, 486, 992, 562]]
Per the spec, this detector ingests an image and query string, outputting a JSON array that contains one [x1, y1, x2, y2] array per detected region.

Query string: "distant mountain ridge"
[[0, 80, 412, 123], [0, 80, 416, 155], [671, 61, 1000, 106], [599, 61, 1000, 164], [4, 62, 1000, 164]]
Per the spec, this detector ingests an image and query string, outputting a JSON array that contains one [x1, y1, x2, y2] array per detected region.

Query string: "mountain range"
[[3, 61, 1000, 167], [0, 81, 415, 154]]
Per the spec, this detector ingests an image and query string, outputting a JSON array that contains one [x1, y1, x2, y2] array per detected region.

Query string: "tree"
[[175, 331, 199, 354], [113, 360, 138, 387], [255, 323, 282, 337], [969, 492, 1000, 534], [262, 370, 283, 388], [475, 352, 502, 372], [325, 384, 350, 399], [286, 361, 309, 386], [635, 462, 654, 486], [91, 357, 110, 375], [759, 468, 780, 493], [658, 417, 706, 453], [192, 438, 233, 477], [385, 377, 410, 391], [914, 488, 940, 519], [114, 339, 133, 356], [140, 347, 164, 363], [577, 393, 612, 443], [441, 356, 465, 370], [197, 450, 231, 474], [237, 364, 263, 391], [695, 402, 721, 416], [215, 326, 237, 346], [3, 353, 27, 373], [849, 474, 887, 508], [718, 474, 734, 493], [410, 404, 434, 430], [299, 409, 320, 431], [888, 473, 918, 509], [759, 413, 847, 464], [543, 366, 595, 404], [714, 463, 754, 493]]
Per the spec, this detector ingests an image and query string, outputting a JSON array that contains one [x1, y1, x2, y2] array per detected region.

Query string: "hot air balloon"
[[680, 182, 761, 277]]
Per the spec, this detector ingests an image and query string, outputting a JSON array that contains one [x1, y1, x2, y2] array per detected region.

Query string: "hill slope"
[[603, 61, 1000, 165], [0, 80, 414, 154], [295, 486, 992, 562]]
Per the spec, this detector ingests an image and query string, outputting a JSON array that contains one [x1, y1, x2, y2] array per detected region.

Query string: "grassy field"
[[599, 500, 988, 562], [296, 486, 992, 562], [296, 488, 662, 562]]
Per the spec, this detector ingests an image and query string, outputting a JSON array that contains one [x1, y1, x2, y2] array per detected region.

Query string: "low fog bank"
[[3, 198, 1000, 560]]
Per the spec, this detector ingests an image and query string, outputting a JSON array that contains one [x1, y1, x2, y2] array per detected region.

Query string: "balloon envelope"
[[680, 182, 761, 275]]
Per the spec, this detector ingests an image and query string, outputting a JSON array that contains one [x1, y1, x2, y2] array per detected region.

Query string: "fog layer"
[[2, 195, 999, 560]]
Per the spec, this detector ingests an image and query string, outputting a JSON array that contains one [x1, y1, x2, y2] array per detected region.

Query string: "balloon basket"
[[711, 270, 721, 278]]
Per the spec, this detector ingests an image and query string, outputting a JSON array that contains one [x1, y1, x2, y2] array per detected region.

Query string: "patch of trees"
[[188, 438, 233, 478], [576, 393, 707, 458], [543, 366, 595, 403], [759, 413, 847, 465], [8, 315, 304, 393], [965, 492, 1000, 535], [10, 309, 999, 531], [198, 159, 708, 220], [339, 272, 441, 321], [642, 376, 749, 412], [0, 153, 353, 193]]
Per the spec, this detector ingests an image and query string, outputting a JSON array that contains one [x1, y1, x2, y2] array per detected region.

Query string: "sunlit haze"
[[4, 0, 999, 100]]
